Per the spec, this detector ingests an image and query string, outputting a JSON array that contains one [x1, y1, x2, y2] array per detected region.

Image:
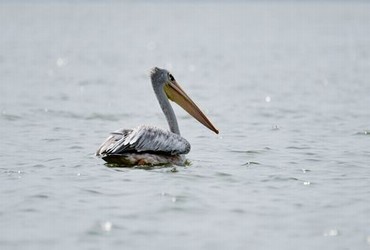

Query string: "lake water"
[[1, 1, 370, 249]]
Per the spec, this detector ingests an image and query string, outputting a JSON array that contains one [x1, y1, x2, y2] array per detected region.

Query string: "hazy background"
[[1, 1, 370, 250]]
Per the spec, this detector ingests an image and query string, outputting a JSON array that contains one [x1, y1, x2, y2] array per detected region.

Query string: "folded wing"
[[96, 125, 191, 156]]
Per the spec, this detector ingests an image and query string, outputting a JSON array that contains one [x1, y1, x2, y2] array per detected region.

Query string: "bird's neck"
[[154, 87, 180, 135]]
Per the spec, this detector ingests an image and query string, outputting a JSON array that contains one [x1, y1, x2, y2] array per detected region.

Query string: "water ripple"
[[31, 194, 49, 199], [354, 130, 370, 136], [242, 161, 261, 166], [85, 113, 127, 121], [230, 147, 271, 155], [0, 112, 22, 121]]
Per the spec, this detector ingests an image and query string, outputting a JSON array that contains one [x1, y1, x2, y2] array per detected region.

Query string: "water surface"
[[1, 1, 370, 250]]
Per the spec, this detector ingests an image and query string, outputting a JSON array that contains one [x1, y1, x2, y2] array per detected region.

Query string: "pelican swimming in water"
[[96, 67, 218, 166]]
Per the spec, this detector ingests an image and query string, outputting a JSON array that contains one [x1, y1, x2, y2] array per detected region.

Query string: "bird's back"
[[96, 125, 191, 157]]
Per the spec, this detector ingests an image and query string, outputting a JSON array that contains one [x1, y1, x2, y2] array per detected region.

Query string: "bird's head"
[[150, 67, 219, 134]]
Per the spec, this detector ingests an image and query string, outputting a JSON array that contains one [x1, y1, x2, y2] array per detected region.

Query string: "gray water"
[[1, 1, 370, 250]]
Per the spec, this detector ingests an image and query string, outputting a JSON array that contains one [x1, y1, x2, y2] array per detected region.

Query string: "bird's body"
[[97, 125, 190, 166], [96, 67, 218, 167]]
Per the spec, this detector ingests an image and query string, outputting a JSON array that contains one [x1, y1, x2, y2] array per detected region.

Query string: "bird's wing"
[[96, 125, 190, 156]]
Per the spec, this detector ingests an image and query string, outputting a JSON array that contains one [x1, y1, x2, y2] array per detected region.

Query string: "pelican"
[[96, 67, 218, 166]]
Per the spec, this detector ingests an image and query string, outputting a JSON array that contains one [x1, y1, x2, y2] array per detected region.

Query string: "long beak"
[[164, 81, 219, 134]]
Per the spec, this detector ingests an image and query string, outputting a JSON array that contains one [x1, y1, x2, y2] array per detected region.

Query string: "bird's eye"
[[168, 73, 175, 81]]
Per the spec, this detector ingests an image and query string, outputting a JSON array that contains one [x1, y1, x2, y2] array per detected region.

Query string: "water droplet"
[[324, 229, 338, 237], [272, 125, 279, 130], [171, 197, 177, 203], [303, 181, 311, 186], [366, 235, 370, 245], [77, 173, 81, 176], [265, 96, 271, 103], [100, 221, 112, 232], [56, 58, 67, 67]]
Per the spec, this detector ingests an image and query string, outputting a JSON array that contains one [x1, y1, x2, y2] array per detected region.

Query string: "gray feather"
[[96, 125, 191, 156]]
